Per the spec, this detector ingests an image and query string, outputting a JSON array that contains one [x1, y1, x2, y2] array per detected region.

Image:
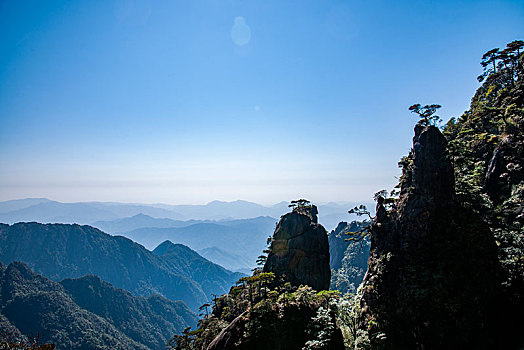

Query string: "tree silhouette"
[[477, 40, 524, 82], [289, 199, 311, 209], [408, 103, 442, 126], [199, 303, 211, 317]]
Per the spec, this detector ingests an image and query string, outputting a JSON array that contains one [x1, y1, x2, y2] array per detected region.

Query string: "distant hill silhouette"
[[121, 216, 277, 269], [198, 246, 253, 273], [92, 213, 202, 234], [0, 198, 52, 213], [0, 201, 118, 224], [0, 199, 366, 230]]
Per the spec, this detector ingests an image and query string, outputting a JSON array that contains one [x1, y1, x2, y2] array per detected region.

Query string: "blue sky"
[[0, 0, 523, 205]]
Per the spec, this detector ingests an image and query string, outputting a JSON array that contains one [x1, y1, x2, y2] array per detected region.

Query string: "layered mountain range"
[[0, 223, 243, 311], [0, 199, 363, 274], [0, 198, 368, 231]]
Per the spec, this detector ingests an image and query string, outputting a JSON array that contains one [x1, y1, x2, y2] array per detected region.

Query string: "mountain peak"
[[152, 240, 177, 255], [131, 213, 154, 219], [152, 240, 202, 260]]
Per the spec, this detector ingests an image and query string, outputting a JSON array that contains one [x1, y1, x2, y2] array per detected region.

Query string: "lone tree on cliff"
[[409, 103, 442, 126], [288, 199, 311, 210]]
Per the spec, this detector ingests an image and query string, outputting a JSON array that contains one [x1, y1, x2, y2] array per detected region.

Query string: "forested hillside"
[[440, 40, 524, 348], [61, 275, 197, 349], [153, 241, 244, 300], [0, 261, 198, 349], [0, 222, 240, 311], [0, 261, 149, 349], [442, 41, 524, 313]]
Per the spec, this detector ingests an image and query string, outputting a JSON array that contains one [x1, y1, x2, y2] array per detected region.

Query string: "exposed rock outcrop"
[[328, 222, 350, 270], [329, 221, 370, 294], [206, 312, 247, 350], [357, 125, 500, 349], [484, 147, 508, 202], [263, 205, 330, 291], [201, 205, 341, 350]]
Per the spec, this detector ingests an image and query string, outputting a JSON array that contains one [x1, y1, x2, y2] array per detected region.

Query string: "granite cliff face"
[[263, 205, 330, 291], [357, 125, 500, 349], [329, 221, 370, 294], [328, 222, 351, 270]]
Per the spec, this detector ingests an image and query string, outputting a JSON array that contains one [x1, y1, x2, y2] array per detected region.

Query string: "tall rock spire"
[[263, 204, 330, 291], [357, 125, 500, 349]]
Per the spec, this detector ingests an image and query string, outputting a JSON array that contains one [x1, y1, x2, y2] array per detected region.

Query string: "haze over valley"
[[1, 0, 522, 348]]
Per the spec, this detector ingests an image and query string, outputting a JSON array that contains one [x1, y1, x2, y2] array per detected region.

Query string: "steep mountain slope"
[[60, 274, 198, 350], [0, 222, 207, 310], [441, 42, 524, 346], [329, 221, 363, 270], [0, 261, 147, 349], [153, 241, 244, 299], [0, 261, 25, 342]]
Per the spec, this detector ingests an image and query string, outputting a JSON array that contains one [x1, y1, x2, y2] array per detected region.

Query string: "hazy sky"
[[0, 0, 523, 205]]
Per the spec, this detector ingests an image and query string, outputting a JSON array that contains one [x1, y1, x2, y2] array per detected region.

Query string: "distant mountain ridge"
[[0, 201, 118, 225], [0, 198, 371, 231], [92, 213, 205, 234], [198, 246, 253, 273], [0, 198, 52, 213], [0, 222, 240, 311]]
